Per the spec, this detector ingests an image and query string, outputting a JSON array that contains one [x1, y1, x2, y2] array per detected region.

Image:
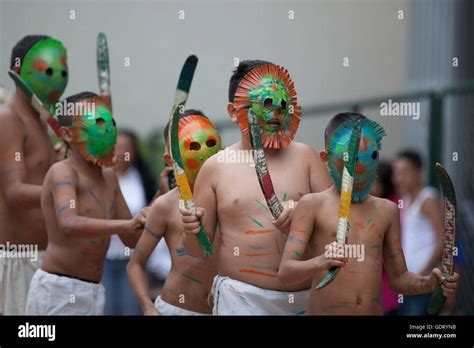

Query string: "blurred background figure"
[[392, 150, 443, 315], [104, 129, 169, 315], [371, 161, 400, 315]]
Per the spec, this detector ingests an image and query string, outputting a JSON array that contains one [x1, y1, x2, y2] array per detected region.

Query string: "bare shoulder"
[[298, 188, 331, 209], [367, 195, 399, 217], [47, 160, 78, 185], [0, 103, 24, 137], [149, 187, 179, 217], [287, 141, 319, 158]]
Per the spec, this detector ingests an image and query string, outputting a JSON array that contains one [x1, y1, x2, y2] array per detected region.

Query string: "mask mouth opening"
[[265, 117, 281, 126]]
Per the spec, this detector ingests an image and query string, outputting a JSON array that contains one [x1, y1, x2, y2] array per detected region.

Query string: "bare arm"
[[278, 195, 346, 285], [180, 158, 218, 257], [307, 145, 332, 193], [0, 112, 41, 209], [50, 164, 135, 238], [127, 198, 166, 315], [107, 170, 142, 248], [383, 202, 458, 296], [419, 196, 444, 275]]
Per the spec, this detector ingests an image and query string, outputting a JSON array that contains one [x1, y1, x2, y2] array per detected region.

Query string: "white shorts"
[[0, 251, 45, 315], [154, 295, 207, 316], [211, 275, 309, 315], [25, 269, 105, 315]]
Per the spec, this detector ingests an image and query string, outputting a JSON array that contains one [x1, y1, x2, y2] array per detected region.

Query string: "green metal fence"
[[204, 80, 474, 187]]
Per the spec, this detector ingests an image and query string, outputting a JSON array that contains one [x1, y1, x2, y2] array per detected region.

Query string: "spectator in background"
[[371, 161, 400, 315], [392, 150, 443, 315], [103, 129, 167, 315]]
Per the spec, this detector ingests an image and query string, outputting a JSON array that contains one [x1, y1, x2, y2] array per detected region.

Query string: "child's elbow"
[[60, 217, 75, 237], [277, 264, 291, 285]]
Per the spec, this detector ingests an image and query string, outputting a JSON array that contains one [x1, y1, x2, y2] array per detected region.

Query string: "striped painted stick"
[[168, 56, 213, 257], [247, 109, 283, 219], [316, 120, 361, 290]]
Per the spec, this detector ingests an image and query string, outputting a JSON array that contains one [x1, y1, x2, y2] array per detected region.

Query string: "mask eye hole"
[[263, 98, 273, 110], [372, 151, 378, 160], [189, 141, 201, 151], [112, 119, 116, 127], [46, 67, 53, 76], [281, 100, 287, 110], [96, 118, 105, 127], [61, 70, 67, 78], [206, 139, 216, 148]]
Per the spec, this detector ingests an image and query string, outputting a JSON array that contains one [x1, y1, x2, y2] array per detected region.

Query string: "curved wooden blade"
[[247, 109, 283, 219], [428, 163, 457, 315], [8, 71, 60, 137], [97, 32, 112, 111], [168, 57, 212, 257], [316, 119, 361, 290]]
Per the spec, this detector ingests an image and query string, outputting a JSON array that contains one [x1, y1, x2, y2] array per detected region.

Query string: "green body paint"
[[181, 273, 203, 284], [294, 250, 302, 258], [247, 216, 264, 228], [283, 192, 287, 202]]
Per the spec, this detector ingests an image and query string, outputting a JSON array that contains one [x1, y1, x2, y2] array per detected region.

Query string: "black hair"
[[376, 161, 395, 199], [397, 150, 423, 169], [324, 112, 367, 147], [118, 129, 157, 204], [163, 109, 208, 143], [228, 59, 273, 102], [10, 35, 50, 70], [57, 91, 98, 127]]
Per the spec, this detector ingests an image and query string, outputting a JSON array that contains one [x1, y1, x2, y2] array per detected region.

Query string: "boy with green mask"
[[0, 35, 68, 315], [278, 113, 459, 315], [25, 92, 146, 315]]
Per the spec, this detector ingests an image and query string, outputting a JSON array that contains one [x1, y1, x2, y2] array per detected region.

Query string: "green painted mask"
[[233, 64, 301, 148], [327, 117, 386, 202], [249, 76, 291, 134], [178, 115, 221, 189], [20, 38, 68, 111], [72, 97, 117, 167]]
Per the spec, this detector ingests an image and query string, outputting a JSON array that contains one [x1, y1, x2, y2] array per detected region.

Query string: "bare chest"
[[21, 118, 55, 181], [75, 178, 116, 220]]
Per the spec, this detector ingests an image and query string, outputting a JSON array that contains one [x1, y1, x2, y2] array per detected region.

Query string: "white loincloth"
[[211, 275, 309, 315], [0, 250, 45, 315], [154, 295, 207, 316], [25, 269, 105, 315]]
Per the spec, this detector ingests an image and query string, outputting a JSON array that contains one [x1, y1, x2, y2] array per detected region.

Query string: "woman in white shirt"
[[393, 150, 443, 315]]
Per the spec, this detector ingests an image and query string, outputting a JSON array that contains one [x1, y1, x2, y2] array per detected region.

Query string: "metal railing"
[[211, 80, 474, 186]]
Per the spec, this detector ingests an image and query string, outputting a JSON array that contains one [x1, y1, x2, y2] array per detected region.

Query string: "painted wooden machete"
[[168, 55, 213, 257], [427, 163, 457, 315], [316, 119, 361, 290]]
